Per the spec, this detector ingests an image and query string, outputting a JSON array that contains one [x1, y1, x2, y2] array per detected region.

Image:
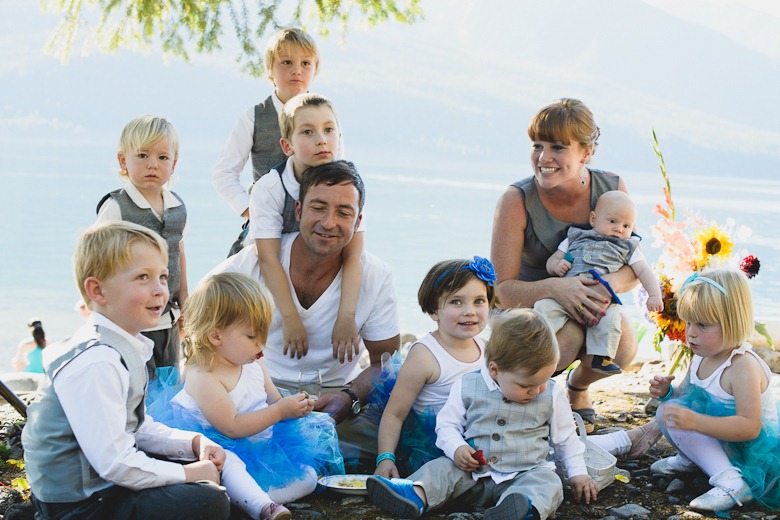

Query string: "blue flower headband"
[[679, 272, 727, 296], [433, 256, 497, 287]]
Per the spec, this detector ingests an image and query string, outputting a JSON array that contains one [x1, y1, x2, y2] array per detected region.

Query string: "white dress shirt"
[[51, 313, 199, 491]]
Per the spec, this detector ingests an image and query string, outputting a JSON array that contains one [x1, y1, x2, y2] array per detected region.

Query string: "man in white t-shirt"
[[210, 160, 399, 467]]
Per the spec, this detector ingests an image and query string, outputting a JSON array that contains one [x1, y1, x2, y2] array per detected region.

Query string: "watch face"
[[351, 401, 361, 414]]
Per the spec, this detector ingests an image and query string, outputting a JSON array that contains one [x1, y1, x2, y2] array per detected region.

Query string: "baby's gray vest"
[[22, 325, 148, 502], [461, 371, 554, 474], [566, 227, 640, 277], [252, 96, 287, 181], [99, 189, 186, 306], [512, 170, 619, 282]]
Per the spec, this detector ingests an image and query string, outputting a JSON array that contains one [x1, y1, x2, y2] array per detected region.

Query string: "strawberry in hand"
[[471, 449, 488, 466]]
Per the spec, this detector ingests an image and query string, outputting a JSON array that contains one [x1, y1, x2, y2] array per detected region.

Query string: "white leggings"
[[221, 451, 317, 518], [659, 404, 735, 478]]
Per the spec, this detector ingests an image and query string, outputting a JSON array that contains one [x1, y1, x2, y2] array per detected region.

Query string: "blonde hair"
[[677, 269, 753, 348], [182, 273, 274, 370], [528, 98, 600, 154], [118, 115, 179, 177], [485, 309, 559, 374], [278, 92, 339, 142], [74, 222, 168, 308], [264, 27, 319, 81]]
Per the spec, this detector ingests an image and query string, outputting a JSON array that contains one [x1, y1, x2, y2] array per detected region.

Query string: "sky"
[[2, 0, 779, 351]]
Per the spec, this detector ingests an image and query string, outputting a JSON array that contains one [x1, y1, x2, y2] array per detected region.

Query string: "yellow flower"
[[694, 223, 733, 268]]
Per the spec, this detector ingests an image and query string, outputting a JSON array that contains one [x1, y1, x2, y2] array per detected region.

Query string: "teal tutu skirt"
[[362, 350, 443, 476], [146, 367, 344, 490], [660, 384, 780, 510]]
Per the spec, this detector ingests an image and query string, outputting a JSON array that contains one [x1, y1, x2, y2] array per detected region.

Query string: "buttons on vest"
[[491, 433, 501, 441], [489, 456, 499, 463], [497, 418, 507, 426]]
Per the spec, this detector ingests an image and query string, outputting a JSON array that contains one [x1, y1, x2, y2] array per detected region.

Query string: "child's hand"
[[193, 435, 226, 471], [332, 316, 360, 363], [649, 374, 675, 400], [554, 259, 572, 277], [282, 314, 308, 359], [453, 445, 480, 473], [569, 474, 598, 504], [661, 403, 698, 431], [374, 459, 400, 479], [274, 393, 314, 420], [646, 296, 663, 312]]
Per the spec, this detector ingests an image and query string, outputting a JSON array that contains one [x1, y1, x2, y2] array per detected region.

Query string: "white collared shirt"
[[212, 93, 286, 216], [51, 313, 199, 490], [435, 365, 587, 483]]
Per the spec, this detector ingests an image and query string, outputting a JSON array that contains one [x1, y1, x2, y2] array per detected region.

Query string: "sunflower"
[[649, 277, 687, 350], [694, 223, 734, 269]]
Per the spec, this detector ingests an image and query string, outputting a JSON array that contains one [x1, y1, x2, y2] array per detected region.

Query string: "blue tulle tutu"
[[361, 349, 443, 476], [661, 383, 780, 509], [146, 367, 344, 490]]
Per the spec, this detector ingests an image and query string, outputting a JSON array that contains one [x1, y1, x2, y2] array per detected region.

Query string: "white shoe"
[[649, 455, 698, 475], [689, 483, 753, 512]]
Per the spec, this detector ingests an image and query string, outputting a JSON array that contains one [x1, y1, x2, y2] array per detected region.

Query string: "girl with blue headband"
[[374, 257, 497, 478]]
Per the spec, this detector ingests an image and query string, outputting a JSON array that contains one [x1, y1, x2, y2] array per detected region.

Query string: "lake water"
[[2, 156, 779, 370]]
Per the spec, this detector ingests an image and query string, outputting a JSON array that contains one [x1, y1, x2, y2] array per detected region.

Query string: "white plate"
[[318, 474, 370, 495]]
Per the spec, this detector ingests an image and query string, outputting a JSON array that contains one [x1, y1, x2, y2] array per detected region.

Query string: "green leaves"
[[41, 0, 423, 77]]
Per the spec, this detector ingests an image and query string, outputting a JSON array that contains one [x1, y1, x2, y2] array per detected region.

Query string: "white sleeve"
[[434, 379, 469, 460], [558, 238, 570, 253], [549, 383, 588, 477], [54, 347, 189, 489], [95, 198, 122, 224], [212, 108, 255, 216], [249, 172, 287, 240], [357, 265, 399, 342], [627, 246, 646, 265]]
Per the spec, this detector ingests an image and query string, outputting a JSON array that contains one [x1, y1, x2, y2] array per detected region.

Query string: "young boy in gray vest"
[[213, 27, 320, 257], [367, 309, 598, 520], [96, 115, 187, 378], [249, 93, 365, 363], [534, 190, 662, 375], [22, 221, 230, 520]]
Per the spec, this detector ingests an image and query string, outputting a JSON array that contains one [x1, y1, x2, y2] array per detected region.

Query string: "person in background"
[[13, 318, 46, 373]]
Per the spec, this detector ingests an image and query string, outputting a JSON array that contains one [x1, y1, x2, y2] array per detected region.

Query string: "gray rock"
[[447, 513, 479, 520], [0, 487, 22, 514], [609, 503, 652, 518], [666, 478, 685, 493]]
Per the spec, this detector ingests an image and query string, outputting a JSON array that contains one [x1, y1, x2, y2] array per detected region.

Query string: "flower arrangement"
[[646, 130, 771, 374]]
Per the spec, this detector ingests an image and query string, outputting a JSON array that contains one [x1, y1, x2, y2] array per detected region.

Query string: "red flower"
[[740, 255, 760, 279]]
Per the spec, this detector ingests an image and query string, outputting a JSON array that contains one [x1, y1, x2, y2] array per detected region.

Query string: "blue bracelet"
[[376, 452, 396, 466], [657, 385, 674, 402]]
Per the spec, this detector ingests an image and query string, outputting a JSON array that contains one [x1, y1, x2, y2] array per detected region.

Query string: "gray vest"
[[274, 166, 299, 235], [252, 96, 287, 181], [98, 189, 186, 306], [511, 169, 619, 282], [566, 227, 640, 276], [460, 371, 555, 474], [22, 324, 148, 502]]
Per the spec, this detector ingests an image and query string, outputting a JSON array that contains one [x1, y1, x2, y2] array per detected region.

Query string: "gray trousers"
[[410, 456, 563, 520], [534, 298, 622, 359], [142, 321, 180, 380]]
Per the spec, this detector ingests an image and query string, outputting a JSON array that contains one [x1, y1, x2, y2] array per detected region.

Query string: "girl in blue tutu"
[[647, 269, 780, 513], [374, 257, 497, 478], [147, 272, 343, 520]]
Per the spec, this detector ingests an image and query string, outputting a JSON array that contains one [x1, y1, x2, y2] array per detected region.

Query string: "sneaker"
[[591, 355, 622, 374], [689, 483, 753, 512], [484, 494, 532, 520], [260, 502, 291, 520], [366, 476, 425, 519], [650, 454, 698, 475]]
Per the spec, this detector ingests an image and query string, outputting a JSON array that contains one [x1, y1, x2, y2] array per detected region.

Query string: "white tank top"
[[411, 332, 484, 414]]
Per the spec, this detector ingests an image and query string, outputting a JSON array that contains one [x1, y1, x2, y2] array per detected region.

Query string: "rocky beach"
[[1, 353, 778, 519]]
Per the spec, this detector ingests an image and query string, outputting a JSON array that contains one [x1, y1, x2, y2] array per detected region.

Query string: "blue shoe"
[[484, 494, 531, 520], [366, 476, 425, 519], [591, 355, 622, 375]]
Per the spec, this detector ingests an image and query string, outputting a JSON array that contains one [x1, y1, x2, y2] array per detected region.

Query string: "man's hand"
[[313, 390, 352, 424]]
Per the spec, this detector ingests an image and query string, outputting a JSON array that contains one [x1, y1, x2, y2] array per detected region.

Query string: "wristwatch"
[[341, 388, 362, 415]]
